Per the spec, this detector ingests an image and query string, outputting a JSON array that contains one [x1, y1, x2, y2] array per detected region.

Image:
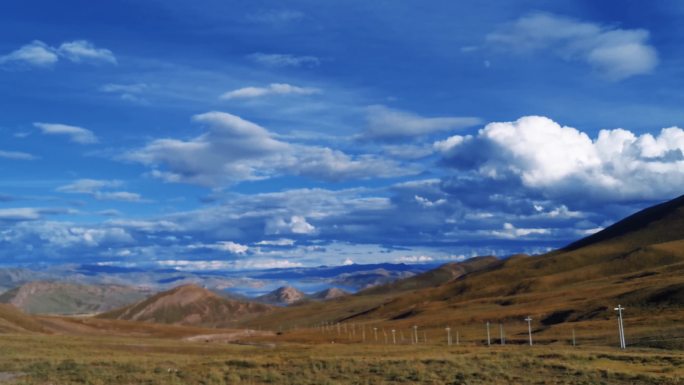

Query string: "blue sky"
[[2, 0, 684, 270]]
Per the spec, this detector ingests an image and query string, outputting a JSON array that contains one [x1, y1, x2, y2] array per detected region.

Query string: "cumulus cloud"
[[363, 105, 481, 141], [0, 40, 116, 68], [487, 13, 658, 80], [34, 122, 98, 144], [248, 53, 321, 68], [0, 41, 59, 67], [57, 179, 142, 202], [414, 195, 447, 208], [1, 221, 133, 249], [125, 111, 415, 185], [57, 40, 117, 64], [266, 215, 316, 235], [438, 115, 684, 202], [490, 223, 550, 239], [220, 83, 320, 100], [0, 150, 38, 160]]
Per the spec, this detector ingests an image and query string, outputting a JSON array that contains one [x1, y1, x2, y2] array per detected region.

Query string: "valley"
[[0, 195, 683, 384]]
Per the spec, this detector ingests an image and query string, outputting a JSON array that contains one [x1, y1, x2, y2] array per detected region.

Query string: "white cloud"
[[34, 122, 98, 144], [438, 115, 684, 201], [266, 215, 316, 235], [2, 221, 133, 248], [414, 195, 447, 208], [395, 255, 434, 263], [0, 208, 43, 221], [487, 13, 658, 80], [342, 258, 354, 265], [57, 40, 117, 64], [125, 111, 415, 185], [188, 241, 249, 254], [491, 223, 550, 239], [0, 40, 116, 68], [126, 111, 287, 185], [0, 40, 58, 67], [157, 259, 303, 271], [0, 150, 38, 160], [57, 179, 142, 202], [57, 179, 122, 194], [255, 238, 296, 246], [363, 105, 481, 141], [248, 53, 321, 68], [220, 83, 320, 100], [215, 241, 249, 254]]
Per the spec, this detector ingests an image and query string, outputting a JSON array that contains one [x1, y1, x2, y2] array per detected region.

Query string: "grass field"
[[0, 333, 683, 385]]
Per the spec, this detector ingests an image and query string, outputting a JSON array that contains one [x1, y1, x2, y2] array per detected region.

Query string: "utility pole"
[[500, 323, 505, 345], [373, 327, 378, 342], [445, 327, 452, 346], [614, 305, 626, 349], [391, 329, 396, 344], [486, 321, 491, 347], [413, 325, 418, 345], [525, 317, 533, 346]]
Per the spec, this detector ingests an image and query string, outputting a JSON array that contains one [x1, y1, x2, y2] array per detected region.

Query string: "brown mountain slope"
[[0, 304, 46, 333], [312, 288, 349, 300], [564, 194, 684, 251], [99, 284, 272, 327], [241, 195, 684, 339], [361, 256, 499, 295], [256, 286, 307, 305], [0, 281, 151, 315], [425, 194, 684, 303]]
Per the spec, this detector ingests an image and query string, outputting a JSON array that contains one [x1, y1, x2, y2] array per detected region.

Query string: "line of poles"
[[302, 306, 628, 349]]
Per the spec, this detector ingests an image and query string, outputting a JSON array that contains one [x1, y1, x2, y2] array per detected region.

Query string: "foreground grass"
[[0, 334, 682, 384]]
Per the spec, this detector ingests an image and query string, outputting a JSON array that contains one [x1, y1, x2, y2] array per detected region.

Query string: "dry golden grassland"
[[0, 332, 683, 385]]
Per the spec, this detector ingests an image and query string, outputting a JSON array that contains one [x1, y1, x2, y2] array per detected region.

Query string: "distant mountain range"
[[0, 261, 432, 301], [0, 281, 152, 315]]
